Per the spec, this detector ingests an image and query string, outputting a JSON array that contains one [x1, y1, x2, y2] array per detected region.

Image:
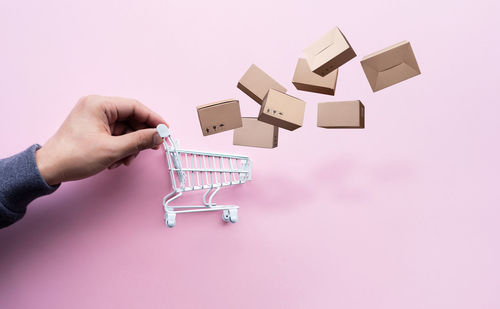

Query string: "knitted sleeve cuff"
[[0, 144, 60, 216]]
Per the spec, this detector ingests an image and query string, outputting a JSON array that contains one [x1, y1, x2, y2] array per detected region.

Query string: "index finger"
[[104, 96, 167, 128]]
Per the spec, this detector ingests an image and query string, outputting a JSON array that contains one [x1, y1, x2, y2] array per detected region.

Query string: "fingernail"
[[153, 132, 161, 146]]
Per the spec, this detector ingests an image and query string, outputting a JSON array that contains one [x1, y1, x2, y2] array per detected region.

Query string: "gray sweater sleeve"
[[0, 145, 59, 228]]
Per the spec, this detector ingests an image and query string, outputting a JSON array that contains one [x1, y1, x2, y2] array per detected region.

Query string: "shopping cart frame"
[[156, 124, 252, 228]]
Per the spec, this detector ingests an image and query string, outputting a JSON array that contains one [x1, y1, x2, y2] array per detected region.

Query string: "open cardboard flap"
[[360, 41, 421, 92]]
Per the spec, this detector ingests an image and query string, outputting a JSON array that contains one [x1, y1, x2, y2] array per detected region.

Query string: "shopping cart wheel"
[[222, 210, 230, 222], [166, 213, 176, 228], [229, 209, 238, 223]]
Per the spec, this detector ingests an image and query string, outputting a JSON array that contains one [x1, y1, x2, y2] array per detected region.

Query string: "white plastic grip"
[[156, 124, 170, 138]]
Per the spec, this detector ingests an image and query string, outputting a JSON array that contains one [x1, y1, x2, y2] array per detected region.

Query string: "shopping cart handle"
[[156, 124, 170, 138]]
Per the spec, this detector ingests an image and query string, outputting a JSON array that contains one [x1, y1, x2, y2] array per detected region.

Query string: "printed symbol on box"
[[267, 108, 284, 118], [207, 124, 225, 133]]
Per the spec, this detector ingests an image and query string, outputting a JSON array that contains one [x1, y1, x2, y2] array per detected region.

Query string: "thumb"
[[111, 128, 162, 159]]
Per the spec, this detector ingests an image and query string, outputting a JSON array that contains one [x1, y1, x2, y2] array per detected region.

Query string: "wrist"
[[35, 146, 60, 186]]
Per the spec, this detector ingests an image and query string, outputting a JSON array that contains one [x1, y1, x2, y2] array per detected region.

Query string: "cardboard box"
[[292, 58, 338, 95], [317, 100, 365, 128], [258, 89, 306, 131], [197, 99, 242, 136], [360, 41, 421, 92], [233, 117, 278, 149], [303, 26, 356, 77], [237, 64, 287, 104]]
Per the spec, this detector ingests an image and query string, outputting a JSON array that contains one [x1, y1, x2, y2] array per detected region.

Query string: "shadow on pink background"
[[1, 0, 499, 308]]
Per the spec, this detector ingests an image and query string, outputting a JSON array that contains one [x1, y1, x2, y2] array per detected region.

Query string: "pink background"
[[1, 0, 499, 308]]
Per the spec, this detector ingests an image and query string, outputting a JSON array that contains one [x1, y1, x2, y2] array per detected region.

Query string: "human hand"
[[35, 95, 167, 185]]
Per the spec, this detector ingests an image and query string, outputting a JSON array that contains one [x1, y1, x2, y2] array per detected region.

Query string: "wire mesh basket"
[[156, 124, 252, 228]]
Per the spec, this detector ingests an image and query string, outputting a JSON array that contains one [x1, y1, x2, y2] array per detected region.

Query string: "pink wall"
[[1, 0, 499, 308]]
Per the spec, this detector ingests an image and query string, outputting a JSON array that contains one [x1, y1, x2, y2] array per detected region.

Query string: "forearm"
[[0, 145, 59, 228], [1, 96, 164, 229]]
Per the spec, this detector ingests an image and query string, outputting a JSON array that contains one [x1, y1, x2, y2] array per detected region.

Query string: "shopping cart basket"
[[156, 124, 252, 228]]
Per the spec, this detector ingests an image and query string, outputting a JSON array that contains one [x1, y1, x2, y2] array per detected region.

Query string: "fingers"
[[108, 153, 138, 170], [125, 119, 148, 131], [123, 154, 137, 166], [111, 122, 131, 136], [110, 128, 162, 159], [104, 96, 167, 128]]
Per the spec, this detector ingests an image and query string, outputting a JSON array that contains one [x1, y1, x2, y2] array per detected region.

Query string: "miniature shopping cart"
[[156, 124, 252, 228]]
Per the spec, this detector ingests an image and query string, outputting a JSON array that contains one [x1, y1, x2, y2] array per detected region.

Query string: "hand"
[[35, 95, 167, 185]]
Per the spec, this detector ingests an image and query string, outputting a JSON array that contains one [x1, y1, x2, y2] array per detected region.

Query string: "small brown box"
[[303, 26, 356, 77], [237, 64, 287, 104], [292, 58, 338, 95], [233, 117, 278, 149], [360, 41, 421, 92], [258, 89, 306, 131], [317, 100, 365, 128], [196, 99, 243, 136]]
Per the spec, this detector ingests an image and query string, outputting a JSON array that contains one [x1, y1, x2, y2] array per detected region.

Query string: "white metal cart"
[[156, 124, 252, 228]]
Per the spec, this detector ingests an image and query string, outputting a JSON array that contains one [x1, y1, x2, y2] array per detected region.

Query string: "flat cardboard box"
[[233, 117, 278, 149], [317, 100, 365, 128], [292, 58, 338, 95], [258, 89, 306, 131], [237, 64, 287, 104], [303, 26, 356, 77], [360, 41, 421, 92], [197, 99, 242, 136]]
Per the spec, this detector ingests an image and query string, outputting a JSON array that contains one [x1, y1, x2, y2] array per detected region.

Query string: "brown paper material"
[[317, 100, 365, 128], [292, 58, 338, 95], [237, 64, 287, 104], [360, 41, 421, 92], [303, 26, 356, 77], [233, 117, 278, 149], [197, 99, 242, 136], [258, 89, 306, 131]]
